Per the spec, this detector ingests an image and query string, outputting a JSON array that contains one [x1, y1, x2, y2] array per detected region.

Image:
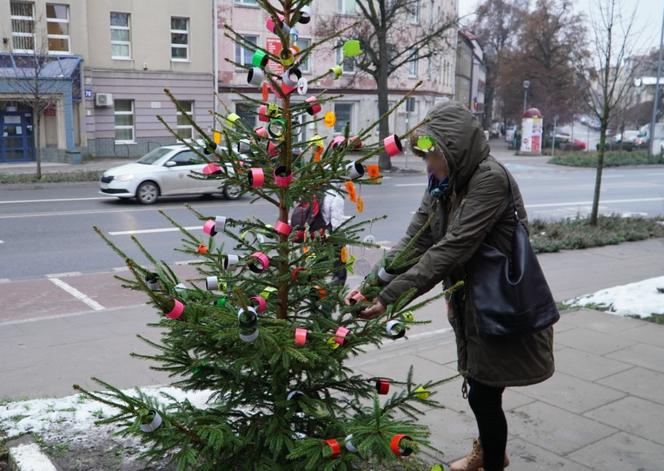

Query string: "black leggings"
[[467, 378, 507, 471]]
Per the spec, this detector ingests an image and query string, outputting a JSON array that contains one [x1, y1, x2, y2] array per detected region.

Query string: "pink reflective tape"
[[203, 219, 216, 236], [306, 96, 321, 115], [258, 105, 269, 122], [166, 299, 184, 319], [274, 220, 292, 236], [250, 251, 270, 270], [203, 163, 221, 175], [251, 295, 267, 313], [255, 126, 269, 138], [250, 168, 265, 188], [350, 291, 367, 304], [273, 167, 293, 187], [384, 134, 403, 157], [335, 326, 350, 345], [295, 327, 308, 346], [331, 135, 346, 148], [267, 141, 280, 157]]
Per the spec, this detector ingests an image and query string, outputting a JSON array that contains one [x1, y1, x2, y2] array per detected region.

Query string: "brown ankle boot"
[[450, 439, 511, 471], [450, 439, 484, 471]]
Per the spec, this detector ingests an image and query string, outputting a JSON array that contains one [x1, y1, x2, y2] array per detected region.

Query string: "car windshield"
[[137, 147, 173, 165]]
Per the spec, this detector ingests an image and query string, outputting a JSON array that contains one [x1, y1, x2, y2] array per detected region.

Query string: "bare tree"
[[584, 0, 639, 225], [497, 0, 589, 125], [7, 29, 63, 179], [472, 0, 528, 129], [319, 0, 457, 170]]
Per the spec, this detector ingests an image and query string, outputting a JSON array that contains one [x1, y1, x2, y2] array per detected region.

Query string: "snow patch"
[[9, 443, 57, 471], [0, 386, 213, 441], [565, 275, 664, 317]]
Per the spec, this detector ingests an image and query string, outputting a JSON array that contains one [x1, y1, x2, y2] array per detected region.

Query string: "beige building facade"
[[0, 0, 215, 161], [217, 0, 457, 143]]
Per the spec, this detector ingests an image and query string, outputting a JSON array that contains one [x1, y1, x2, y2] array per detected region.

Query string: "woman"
[[345, 102, 555, 471]]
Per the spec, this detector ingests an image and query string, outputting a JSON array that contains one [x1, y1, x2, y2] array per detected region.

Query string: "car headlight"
[[115, 174, 135, 182]]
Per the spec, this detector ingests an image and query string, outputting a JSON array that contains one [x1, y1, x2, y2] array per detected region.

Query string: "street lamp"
[[523, 80, 530, 113], [648, 7, 664, 156]]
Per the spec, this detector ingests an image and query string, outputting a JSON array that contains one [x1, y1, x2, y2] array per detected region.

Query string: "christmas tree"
[[74, 1, 463, 469]]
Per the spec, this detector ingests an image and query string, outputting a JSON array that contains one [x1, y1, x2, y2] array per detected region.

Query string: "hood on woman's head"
[[412, 102, 490, 193]]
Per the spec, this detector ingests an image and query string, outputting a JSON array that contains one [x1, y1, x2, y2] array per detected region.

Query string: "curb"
[[0, 181, 99, 190], [6, 436, 58, 471]]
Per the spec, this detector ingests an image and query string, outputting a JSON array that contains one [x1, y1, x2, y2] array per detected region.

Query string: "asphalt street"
[[1, 159, 664, 281]]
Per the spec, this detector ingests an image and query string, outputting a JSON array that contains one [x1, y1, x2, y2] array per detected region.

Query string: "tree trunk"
[[34, 109, 42, 180], [590, 116, 608, 226], [483, 83, 495, 130], [376, 32, 391, 171]]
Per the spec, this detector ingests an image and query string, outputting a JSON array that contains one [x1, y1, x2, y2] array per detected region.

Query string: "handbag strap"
[[495, 161, 520, 222]]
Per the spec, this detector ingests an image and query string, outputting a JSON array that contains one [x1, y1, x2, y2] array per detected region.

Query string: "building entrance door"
[[0, 104, 34, 162]]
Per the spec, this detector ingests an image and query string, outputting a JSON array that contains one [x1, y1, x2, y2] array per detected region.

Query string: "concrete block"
[[553, 347, 632, 381], [606, 343, 664, 373], [584, 396, 664, 446], [555, 328, 637, 355], [597, 367, 664, 406], [569, 432, 664, 471]]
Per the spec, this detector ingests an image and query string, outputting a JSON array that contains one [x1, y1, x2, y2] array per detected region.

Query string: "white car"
[[99, 145, 242, 204]]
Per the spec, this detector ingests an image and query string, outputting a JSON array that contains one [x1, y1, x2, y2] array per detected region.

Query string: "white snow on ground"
[[0, 386, 213, 441], [9, 443, 58, 471], [565, 275, 664, 317]]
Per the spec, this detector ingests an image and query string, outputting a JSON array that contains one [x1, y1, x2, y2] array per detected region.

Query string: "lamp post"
[[551, 114, 559, 156], [523, 80, 530, 113], [648, 6, 664, 156]]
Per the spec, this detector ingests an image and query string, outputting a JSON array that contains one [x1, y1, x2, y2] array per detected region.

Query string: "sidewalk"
[[0, 158, 129, 176], [1, 240, 663, 469], [0, 138, 520, 177]]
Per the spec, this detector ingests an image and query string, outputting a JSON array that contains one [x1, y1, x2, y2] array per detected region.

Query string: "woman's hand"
[[359, 300, 386, 319]]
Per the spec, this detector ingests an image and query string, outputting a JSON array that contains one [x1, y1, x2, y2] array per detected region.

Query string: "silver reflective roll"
[[139, 410, 162, 433], [206, 276, 218, 291]]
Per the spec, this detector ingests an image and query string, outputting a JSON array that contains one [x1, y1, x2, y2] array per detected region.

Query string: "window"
[[297, 38, 312, 72], [409, 0, 420, 23], [406, 97, 416, 113], [171, 17, 189, 61], [335, 45, 356, 73], [114, 99, 135, 143], [334, 103, 353, 133], [169, 150, 207, 166], [110, 12, 131, 59], [236, 103, 256, 129], [10, 1, 35, 52], [234, 34, 258, 68], [176, 101, 194, 140], [234, 0, 258, 5], [338, 0, 357, 14], [46, 4, 70, 53], [408, 58, 418, 77]]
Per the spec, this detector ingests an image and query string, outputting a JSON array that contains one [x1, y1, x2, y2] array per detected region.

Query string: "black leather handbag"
[[467, 165, 559, 336]]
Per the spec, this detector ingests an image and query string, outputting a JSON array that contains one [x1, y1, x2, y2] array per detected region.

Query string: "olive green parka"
[[376, 102, 555, 388]]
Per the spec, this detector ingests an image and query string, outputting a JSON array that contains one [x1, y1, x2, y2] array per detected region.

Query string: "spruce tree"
[[74, 1, 462, 469]]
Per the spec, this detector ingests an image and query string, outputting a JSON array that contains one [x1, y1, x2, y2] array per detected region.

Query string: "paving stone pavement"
[[1, 229, 663, 469]]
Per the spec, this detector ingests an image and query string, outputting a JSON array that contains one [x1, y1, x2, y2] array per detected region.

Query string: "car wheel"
[[136, 181, 160, 205], [223, 184, 242, 200]]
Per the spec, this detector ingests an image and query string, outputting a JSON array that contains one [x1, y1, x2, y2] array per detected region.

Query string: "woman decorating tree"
[[346, 102, 558, 471]]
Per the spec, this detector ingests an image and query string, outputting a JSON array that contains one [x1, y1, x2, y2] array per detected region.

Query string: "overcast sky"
[[458, 0, 663, 54]]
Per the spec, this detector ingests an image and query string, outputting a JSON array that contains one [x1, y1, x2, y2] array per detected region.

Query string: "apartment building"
[[217, 0, 457, 142], [455, 29, 486, 121], [0, 0, 214, 162]]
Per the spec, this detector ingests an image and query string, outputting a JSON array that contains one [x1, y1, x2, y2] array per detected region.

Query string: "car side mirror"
[[164, 161, 177, 168]]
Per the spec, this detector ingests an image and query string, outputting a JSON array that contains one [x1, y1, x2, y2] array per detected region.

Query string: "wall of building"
[[455, 37, 472, 109], [84, 0, 213, 74], [84, 70, 214, 158], [217, 0, 457, 140]]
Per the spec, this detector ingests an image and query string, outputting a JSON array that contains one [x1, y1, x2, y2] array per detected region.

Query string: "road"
[[1, 161, 664, 281]]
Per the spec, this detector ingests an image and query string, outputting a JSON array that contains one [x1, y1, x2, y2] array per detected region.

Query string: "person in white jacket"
[[321, 189, 347, 285]]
